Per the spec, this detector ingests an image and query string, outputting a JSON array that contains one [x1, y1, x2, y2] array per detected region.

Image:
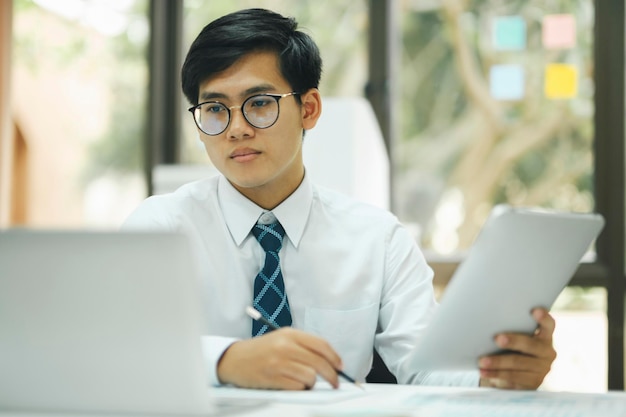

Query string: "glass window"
[[396, 0, 602, 392], [395, 1, 594, 255], [547, 287, 607, 392], [11, 0, 149, 228]]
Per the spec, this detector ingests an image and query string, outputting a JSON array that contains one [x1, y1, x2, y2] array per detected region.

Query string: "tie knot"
[[252, 221, 285, 253]]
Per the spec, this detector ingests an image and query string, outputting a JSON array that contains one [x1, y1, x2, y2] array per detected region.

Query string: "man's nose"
[[227, 106, 253, 138]]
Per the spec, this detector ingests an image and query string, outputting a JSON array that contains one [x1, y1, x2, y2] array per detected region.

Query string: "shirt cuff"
[[201, 335, 240, 386]]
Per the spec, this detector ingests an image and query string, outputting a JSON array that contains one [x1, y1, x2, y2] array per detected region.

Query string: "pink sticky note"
[[543, 14, 576, 49]]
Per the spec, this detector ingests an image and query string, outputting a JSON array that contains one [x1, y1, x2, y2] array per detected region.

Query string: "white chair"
[[303, 97, 389, 210]]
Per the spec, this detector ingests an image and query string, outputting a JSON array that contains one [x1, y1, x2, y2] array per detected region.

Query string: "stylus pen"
[[245, 306, 363, 389]]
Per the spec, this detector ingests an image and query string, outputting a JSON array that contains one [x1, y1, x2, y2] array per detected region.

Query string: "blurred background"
[[1, 0, 623, 393]]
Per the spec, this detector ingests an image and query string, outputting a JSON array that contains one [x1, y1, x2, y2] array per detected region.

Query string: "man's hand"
[[479, 307, 557, 390], [216, 327, 343, 390]]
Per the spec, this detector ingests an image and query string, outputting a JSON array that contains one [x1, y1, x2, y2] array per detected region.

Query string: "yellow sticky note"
[[544, 64, 578, 99]]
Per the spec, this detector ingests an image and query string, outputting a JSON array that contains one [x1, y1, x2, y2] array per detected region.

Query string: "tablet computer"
[[404, 205, 605, 371]]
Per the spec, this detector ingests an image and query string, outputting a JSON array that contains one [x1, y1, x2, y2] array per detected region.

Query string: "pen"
[[245, 306, 363, 389]]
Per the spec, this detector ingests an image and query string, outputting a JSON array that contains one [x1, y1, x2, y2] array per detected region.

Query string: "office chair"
[[365, 349, 397, 384]]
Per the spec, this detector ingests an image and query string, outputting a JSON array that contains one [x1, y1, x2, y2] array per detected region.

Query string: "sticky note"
[[493, 16, 526, 51], [490, 65, 525, 100], [543, 14, 577, 49], [544, 64, 578, 99]]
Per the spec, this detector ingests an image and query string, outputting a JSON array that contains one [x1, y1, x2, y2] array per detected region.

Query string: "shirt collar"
[[218, 173, 313, 248]]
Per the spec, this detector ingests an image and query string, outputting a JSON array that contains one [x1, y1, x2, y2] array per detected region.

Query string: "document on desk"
[[211, 381, 367, 404], [397, 389, 626, 417], [314, 385, 626, 417]]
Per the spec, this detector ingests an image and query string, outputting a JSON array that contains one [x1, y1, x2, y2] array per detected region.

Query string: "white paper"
[[315, 385, 626, 417], [211, 381, 367, 404], [398, 389, 626, 416]]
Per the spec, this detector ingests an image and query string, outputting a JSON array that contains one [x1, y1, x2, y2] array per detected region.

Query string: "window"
[[396, 1, 594, 255], [394, 0, 608, 392], [9, 0, 149, 228]]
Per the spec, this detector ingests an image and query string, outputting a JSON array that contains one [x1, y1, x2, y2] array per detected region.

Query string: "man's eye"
[[249, 98, 272, 108], [204, 104, 224, 113]]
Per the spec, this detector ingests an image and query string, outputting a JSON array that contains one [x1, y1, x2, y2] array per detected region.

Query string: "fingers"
[[291, 331, 343, 387], [531, 307, 555, 341], [480, 376, 536, 390], [479, 309, 557, 390], [216, 328, 342, 390], [479, 353, 551, 390], [272, 358, 320, 390], [492, 308, 556, 359], [295, 330, 344, 370]]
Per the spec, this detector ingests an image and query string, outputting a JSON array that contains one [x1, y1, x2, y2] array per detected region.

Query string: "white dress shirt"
[[123, 173, 478, 387]]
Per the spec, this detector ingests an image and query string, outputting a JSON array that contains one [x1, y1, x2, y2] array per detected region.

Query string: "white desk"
[[210, 383, 626, 417], [2, 384, 625, 417]]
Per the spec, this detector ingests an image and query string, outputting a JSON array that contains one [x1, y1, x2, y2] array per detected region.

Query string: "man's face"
[[196, 50, 320, 208]]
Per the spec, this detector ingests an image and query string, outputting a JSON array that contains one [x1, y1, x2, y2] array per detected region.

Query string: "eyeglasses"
[[188, 92, 301, 136]]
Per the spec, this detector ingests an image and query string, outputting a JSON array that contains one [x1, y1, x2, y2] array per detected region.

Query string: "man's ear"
[[300, 88, 322, 130]]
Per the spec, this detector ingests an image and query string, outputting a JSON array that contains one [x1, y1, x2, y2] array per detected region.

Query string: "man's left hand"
[[478, 307, 557, 390]]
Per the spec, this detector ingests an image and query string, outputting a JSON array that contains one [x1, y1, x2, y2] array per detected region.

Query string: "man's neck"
[[231, 170, 305, 210]]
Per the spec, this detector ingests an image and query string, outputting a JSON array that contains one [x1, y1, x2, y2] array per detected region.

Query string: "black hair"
[[181, 8, 322, 105]]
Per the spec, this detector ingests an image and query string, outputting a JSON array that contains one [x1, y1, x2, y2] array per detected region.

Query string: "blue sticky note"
[[493, 16, 526, 50], [490, 65, 525, 100]]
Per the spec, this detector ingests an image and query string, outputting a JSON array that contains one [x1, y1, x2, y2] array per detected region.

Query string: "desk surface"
[[2, 383, 625, 417], [211, 382, 626, 417]]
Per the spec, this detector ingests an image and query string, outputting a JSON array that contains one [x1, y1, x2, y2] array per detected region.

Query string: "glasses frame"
[[188, 92, 301, 136]]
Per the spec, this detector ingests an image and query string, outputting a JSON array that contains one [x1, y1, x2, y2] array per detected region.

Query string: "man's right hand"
[[216, 327, 343, 390]]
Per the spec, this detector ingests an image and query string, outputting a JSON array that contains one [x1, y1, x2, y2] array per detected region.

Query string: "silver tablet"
[[404, 205, 605, 371]]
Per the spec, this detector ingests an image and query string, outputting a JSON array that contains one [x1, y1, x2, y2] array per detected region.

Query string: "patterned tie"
[[251, 220, 292, 336]]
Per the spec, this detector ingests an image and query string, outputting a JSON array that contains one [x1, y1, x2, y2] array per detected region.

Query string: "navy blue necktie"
[[251, 221, 292, 336]]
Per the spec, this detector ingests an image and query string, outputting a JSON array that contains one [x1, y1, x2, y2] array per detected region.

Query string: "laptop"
[[404, 205, 605, 371], [0, 230, 214, 415]]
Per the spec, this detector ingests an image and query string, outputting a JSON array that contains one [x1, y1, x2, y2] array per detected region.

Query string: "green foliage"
[[13, 0, 37, 12], [12, 0, 149, 184], [396, 0, 595, 248], [82, 0, 149, 182], [82, 73, 146, 183]]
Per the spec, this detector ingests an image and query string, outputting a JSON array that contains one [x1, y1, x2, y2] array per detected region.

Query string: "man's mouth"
[[230, 148, 261, 161]]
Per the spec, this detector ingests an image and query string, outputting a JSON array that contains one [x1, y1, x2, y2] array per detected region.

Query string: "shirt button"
[[259, 212, 276, 224]]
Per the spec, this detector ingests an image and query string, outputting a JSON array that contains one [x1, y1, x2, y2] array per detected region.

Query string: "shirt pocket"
[[304, 303, 379, 380]]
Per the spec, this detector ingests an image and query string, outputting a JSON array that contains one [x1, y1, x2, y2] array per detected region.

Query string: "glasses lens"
[[243, 95, 279, 128], [196, 102, 228, 135]]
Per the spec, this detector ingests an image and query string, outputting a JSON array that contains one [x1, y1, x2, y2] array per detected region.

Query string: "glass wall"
[[10, 0, 149, 228], [395, 0, 594, 255], [395, 0, 602, 391]]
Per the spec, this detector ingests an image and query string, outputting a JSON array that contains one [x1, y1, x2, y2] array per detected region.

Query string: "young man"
[[124, 8, 556, 390]]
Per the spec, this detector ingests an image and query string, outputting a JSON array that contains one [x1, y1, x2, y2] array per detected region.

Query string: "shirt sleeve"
[[201, 336, 239, 386], [121, 196, 175, 230], [374, 219, 479, 387]]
